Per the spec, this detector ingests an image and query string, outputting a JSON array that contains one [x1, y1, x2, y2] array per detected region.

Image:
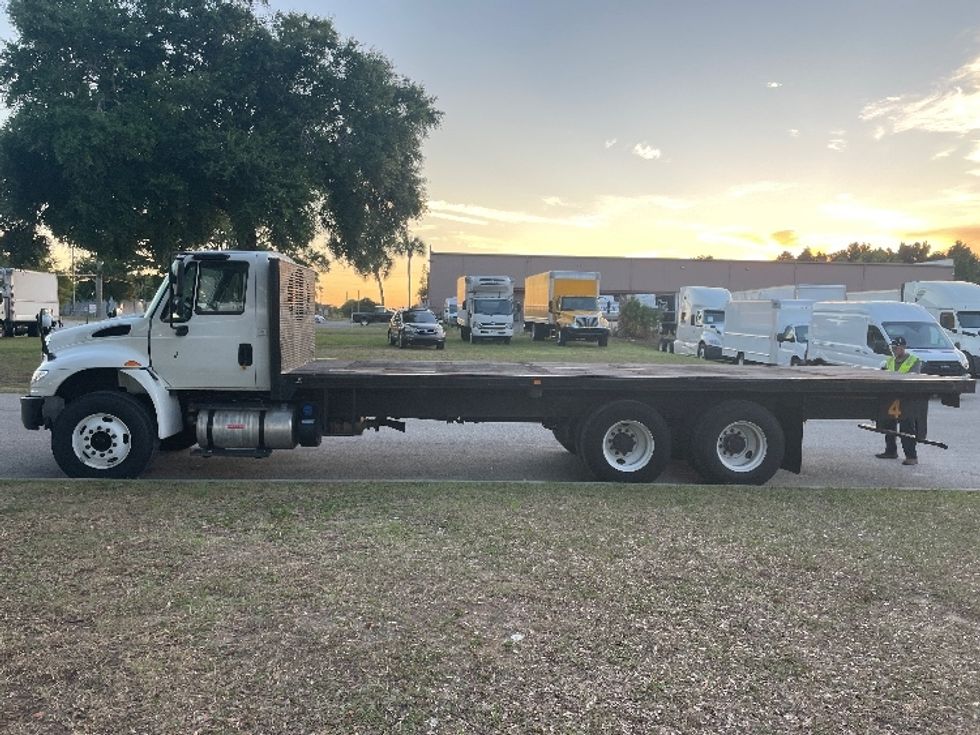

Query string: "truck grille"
[[575, 316, 599, 328], [922, 360, 966, 376]]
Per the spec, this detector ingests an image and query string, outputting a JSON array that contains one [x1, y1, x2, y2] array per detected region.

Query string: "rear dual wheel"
[[578, 401, 671, 482], [689, 400, 784, 485]]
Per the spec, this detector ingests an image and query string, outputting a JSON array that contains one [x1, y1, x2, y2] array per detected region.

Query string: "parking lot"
[[3, 391, 977, 488]]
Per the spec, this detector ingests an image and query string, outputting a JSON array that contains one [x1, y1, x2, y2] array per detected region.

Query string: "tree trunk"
[[375, 272, 385, 307]]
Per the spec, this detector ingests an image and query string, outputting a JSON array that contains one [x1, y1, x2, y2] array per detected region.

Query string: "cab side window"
[[939, 312, 955, 330], [195, 262, 249, 315], [867, 325, 890, 355]]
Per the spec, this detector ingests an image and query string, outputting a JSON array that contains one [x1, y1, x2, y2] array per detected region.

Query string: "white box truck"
[[672, 286, 730, 358], [721, 299, 812, 366], [442, 297, 458, 326], [901, 280, 980, 377], [1, 268, 59, 337], [456, 275, 515, 343], [523, 271, 609, 346], [732, 284, 847, 302], [807, 301, 969, 375]]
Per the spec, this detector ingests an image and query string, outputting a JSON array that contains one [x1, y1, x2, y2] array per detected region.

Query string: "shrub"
[[617, 298, 660, 340]]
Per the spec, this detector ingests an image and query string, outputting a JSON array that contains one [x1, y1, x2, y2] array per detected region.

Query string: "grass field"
[[1, 480, 978, 734], [0, 336, 43, 392], [0, 324, 693, 393]]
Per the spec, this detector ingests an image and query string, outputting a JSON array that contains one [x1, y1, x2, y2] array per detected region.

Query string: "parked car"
[[388, 308, 446, 349], [351, 306, 395, 325], [313, 314, 325, 324]]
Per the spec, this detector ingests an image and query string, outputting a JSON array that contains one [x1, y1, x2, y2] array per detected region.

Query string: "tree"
[[393, 233, 426, 308], [0, 0, 440, 273], [618, 298, 660, 341], [945, 241, 980, 284]]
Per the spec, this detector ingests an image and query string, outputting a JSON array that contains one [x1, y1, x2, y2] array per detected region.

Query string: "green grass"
[[0, 335, 43, 392], [1, 480, 978, 734]]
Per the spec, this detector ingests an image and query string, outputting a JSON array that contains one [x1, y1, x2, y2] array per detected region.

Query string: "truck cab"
[[456, 275, 514, 343], [902, 280, 980, 377], [673, 286, 731, 359]]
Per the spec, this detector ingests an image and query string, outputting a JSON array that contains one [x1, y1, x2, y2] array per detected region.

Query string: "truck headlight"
[[31, 369, 49, 384]]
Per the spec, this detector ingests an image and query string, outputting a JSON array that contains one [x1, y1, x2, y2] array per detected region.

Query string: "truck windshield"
[[560, 296, 598, 311], [794, 325, 809, 343], [958, 311, 980, 329], [703, 310, 725, 325], [473, 298, 512, 316], [882, 321, 953, 349]]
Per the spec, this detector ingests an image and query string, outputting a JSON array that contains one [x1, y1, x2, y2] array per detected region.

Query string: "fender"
[[29, 342, 183, 439], [120, 368, 184, 439]]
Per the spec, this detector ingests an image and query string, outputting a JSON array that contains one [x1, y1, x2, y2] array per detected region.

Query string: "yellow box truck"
[[523, 271, 609, 346]]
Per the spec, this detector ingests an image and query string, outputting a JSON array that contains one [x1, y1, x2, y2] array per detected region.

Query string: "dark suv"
[[388, 308, 446, 349]]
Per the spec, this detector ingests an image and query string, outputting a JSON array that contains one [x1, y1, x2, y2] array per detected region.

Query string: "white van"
[[673, 286, 730, 358], [721, 299, 812, 366], [807, 301, 969, 375], [902, 280, 980, 377]]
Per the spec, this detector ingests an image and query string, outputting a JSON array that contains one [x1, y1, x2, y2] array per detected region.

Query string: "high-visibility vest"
[[885, 354, 920, 373]]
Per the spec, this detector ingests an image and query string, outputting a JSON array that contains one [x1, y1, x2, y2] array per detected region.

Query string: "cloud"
[[932, 147, 956, 159], [965, 140, 980, 163], [766, 81, 783, 88], [861, 55, 980, 135], [788, 128, 800, 138], [592, 194, 694, 218], [771, 230, 799, 246], [427, 200, 597, 228], [542, 196, 568, 207], [632, 142, 662, 160], [909, 227, 980, 249], [872, 126, 886, 141], [726, 180, 800, 198], [604, 138, 617, 149], [827, 138, 847, 151]]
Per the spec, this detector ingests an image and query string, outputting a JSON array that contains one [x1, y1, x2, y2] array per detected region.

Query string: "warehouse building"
[[428, 251, 954, 310]]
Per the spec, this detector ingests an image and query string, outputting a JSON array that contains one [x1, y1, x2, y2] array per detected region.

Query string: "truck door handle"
[[175, 325, 188, 336], [238, 343, 253, 366]]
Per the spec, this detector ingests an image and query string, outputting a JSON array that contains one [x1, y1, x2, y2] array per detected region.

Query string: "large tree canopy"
[[0, 0, 440, 272]]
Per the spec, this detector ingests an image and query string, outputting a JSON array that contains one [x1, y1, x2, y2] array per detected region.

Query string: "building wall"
[[428, 252, 954, 309]]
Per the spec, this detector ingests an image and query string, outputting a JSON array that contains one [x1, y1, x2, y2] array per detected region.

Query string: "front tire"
[[578, 401, 671, 482], [51, 391, 156, 478], [697, 342, 706, 359], [689, 400, 785, 485]]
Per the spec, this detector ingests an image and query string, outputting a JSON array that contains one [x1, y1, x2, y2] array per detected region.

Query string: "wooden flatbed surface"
[[286, 360, 976, 395]]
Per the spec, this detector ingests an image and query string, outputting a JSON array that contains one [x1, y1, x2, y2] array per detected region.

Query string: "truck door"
[[149, 259, 260, 390]]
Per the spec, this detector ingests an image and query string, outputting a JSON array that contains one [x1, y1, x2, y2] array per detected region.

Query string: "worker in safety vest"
[[876, 336, 922, 465]]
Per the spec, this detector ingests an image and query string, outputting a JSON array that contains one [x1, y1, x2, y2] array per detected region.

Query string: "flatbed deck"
[[286, 359, 974, 397]]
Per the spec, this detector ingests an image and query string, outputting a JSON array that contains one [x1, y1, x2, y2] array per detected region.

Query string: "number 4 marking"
[[888, 399, 902, 419]]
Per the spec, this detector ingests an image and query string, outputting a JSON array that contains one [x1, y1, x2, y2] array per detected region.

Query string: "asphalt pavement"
[[2, 392, 977, 487]]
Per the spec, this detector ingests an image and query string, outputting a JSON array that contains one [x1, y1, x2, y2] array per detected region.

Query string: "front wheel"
[[360, 318, 369, 327], [598, 334, 609, 347], [398, 332, 406, 349], [689, 400, 785, 485], [51, 391, 156, 478], [578, 401, 672, 482], [697, 342, 706, 359], [557, 329, 566, 346]]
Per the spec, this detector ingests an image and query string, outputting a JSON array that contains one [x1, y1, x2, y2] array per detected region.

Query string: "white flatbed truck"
[[21, 251, 975, 485]]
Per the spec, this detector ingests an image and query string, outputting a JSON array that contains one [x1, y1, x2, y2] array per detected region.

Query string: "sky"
[[6, 1, 980, 306]]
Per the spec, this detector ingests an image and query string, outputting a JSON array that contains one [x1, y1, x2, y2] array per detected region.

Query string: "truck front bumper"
[[563, 327, 608, 341], [21, 396, 45, 430]]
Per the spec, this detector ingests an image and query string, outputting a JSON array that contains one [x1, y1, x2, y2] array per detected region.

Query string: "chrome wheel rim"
[[71, 412, 133, 469], [602, 420, 655, 472], [715, 420, 767, 473]]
